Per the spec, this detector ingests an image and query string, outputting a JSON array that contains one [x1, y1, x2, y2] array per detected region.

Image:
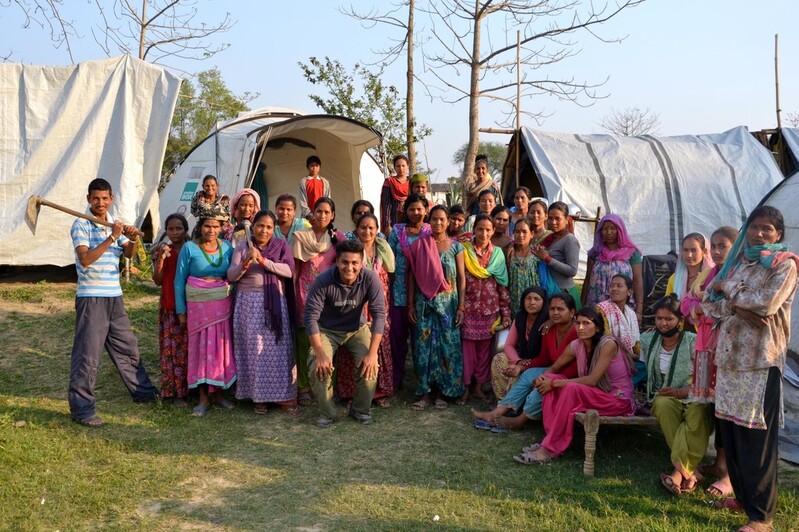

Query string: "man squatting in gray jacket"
[[303, 239, 386, 428]]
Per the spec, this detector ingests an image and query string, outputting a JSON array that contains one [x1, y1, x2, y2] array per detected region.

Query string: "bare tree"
[[419, 0, 643, 178], [341, 0, 422, 172], [786, 112, 799, 128], [599, 106, 660, 136], [4, 0, 233, 66]]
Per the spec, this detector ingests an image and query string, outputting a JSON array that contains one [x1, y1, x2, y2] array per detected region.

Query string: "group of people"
[[67, 153, 797, 532]]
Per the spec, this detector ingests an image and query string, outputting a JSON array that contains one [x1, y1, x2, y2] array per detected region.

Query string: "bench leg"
[[583, 410, 600, 477]]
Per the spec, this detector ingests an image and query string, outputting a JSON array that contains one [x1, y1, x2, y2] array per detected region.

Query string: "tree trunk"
[[138, 0, 147, 60], [463, 1, 482, 179], [406, 0, 417, 173]]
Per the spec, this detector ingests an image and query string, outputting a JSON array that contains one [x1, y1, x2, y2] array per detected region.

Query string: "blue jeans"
[[498, 366, 548, 419]]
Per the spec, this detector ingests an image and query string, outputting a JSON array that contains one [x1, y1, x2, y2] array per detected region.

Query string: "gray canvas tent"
[[0, 55, 181, 266], [158, 108, 385, 233], [501, 126, 785, 262]]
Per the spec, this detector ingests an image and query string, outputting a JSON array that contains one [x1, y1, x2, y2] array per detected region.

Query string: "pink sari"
[[186, 276, 236, 391]]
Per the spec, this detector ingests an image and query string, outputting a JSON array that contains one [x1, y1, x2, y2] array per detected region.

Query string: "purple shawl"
[[587, 214, 641, 262], [254, 236, 294, 340], [405, 234, 452, 300]]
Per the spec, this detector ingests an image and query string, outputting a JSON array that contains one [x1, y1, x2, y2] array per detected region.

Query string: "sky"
[[3, 0, 799, 182]]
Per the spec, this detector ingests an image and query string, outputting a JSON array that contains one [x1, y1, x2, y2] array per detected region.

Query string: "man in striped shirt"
[[69, 178, 158, 427]]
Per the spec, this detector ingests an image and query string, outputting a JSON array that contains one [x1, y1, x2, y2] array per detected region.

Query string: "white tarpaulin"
[[0, 55, 181, 266], [159, 108, 385, 234], [783, 127, 799, 166], [512, 126, 784, 263]]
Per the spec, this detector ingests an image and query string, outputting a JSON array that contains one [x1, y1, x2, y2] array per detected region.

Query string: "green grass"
[[1, 282, 798, 530]]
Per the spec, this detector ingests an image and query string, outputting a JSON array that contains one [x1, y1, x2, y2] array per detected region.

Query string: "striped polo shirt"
[[71, 215, 129, 297]]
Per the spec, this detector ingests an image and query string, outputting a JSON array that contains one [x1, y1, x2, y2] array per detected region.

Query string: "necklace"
[[200, 238, 223, 268], [474, 243, 490, 257]]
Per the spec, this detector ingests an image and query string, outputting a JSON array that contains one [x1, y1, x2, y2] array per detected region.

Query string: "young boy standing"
[[69, 178, 158, 427], [298, 155, 331, 219]]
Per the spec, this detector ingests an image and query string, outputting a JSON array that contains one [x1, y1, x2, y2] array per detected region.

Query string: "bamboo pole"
[[776, 34, 782, 129], [515, 30, 521, 188]]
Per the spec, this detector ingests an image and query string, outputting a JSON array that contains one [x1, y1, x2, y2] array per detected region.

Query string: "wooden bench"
[[574, 409, 659, 476]]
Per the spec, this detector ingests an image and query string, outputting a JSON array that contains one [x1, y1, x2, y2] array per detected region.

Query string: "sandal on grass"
[[681, 476, 700, 494], [216, 398, 236, 410], [375, 397, 391, 408], [660, 473, 682, 496], [191, 405, 208, 418], [74, 415, 104, 428], [434, 398, 448, 409], [513, 448, 553, 465], [253, 403, 269, 415], [737, 521, 773, 532], [522, 443, 542, 454], [706, 479, 734, 497], [473, 419, 494, 430], [411, 398, 430, 411], [282, 406, 302, 419], [297, 391, 312, 407]]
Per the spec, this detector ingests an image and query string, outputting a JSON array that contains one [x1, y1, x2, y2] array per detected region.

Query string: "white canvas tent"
[[158, 108, 385, 233], [0, 55, 181, 266], [782, 127, 799, 168], [502, 126, 785, 265]]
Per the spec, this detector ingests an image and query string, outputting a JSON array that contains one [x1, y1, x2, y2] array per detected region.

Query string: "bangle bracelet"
[[544, 255, 551, 264], [457, 305, 466, 312]]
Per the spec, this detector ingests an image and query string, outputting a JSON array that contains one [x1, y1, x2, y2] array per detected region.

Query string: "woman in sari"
[[291, 197, 346, 406], [527, 199, 550, 247], [227, 210, 299, 417], [472, 293, 578, 431], [681, 225, 738, 498], [152, 213, 190, 406], [459, 214, 511, 404], [509, 186, 532, 234], [666, 232, 714, 301], [491, 205, 513, 251], [379, 154, 410, 236], [534, 201, 581, 308], [639, 296, 707, 496], [702, 206, 798, 530], [595, 274, 641, 360], [223, 188, 261, 247], [190, 175, 231, 238], [515, 306, 636, 464], [583, 215, 644, 320], [388, 193, 431, 390], [464, 156, 502, 216], [463, 189, 496, 234], [505, 219, 560, 316], [406, 205, 466, 409], [174, 215, 236, 417], [273, 194, 309, 244], [336, 212, 395, 407]]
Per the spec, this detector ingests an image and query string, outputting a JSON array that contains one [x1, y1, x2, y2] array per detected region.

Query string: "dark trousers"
[[717, 366, 781, 523], [69, 297, 158, 420]]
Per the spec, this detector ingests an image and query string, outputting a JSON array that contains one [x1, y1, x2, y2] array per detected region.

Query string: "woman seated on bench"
[[514, 306, 636, 464], [641, 295, 708, 496]]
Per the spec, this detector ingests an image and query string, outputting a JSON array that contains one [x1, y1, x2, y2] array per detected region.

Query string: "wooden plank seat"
[[574, 409, 659, 476]]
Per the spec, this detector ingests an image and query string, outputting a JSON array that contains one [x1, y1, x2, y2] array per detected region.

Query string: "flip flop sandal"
[[282, 406, 303, 419], [473, 419, 494, 430], [253, 404, 269, 415], [375, 397, 391, 408], [660, 473, 682, 496], [191, 405, 208, 418], [434, 398, 448, 409], [706, 480, 734, 497], [490, 425, 509, 433], [521, 443, 542, 454], [216, 399, 236, 410], [297, 391, 313, 406], [411, 398, 430, 411], [513, 449, 553, 465]]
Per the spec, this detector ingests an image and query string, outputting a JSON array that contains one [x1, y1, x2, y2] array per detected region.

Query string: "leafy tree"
[[298, 56, 431, 167], [452, 141, 507, 178], [162, 68, 252, 175], [599, 106, 660, 136]]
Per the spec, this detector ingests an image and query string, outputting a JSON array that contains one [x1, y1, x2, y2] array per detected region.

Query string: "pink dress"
[[541, 336, 635, 456]]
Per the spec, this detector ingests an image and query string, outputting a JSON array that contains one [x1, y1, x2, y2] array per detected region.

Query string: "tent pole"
[[775, 34, 782, 129], [515, 30, 521, 189]]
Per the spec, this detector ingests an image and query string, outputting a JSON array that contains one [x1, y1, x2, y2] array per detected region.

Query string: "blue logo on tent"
[[180, 182, 198, 202]]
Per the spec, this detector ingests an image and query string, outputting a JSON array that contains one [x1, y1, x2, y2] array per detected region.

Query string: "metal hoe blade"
[[25, 195, 42, 235]]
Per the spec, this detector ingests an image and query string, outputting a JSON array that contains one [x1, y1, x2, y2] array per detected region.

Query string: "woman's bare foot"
[[456, 389, 470, 405], [495, 415, 528, 430], [473, 385, 490, 402]]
